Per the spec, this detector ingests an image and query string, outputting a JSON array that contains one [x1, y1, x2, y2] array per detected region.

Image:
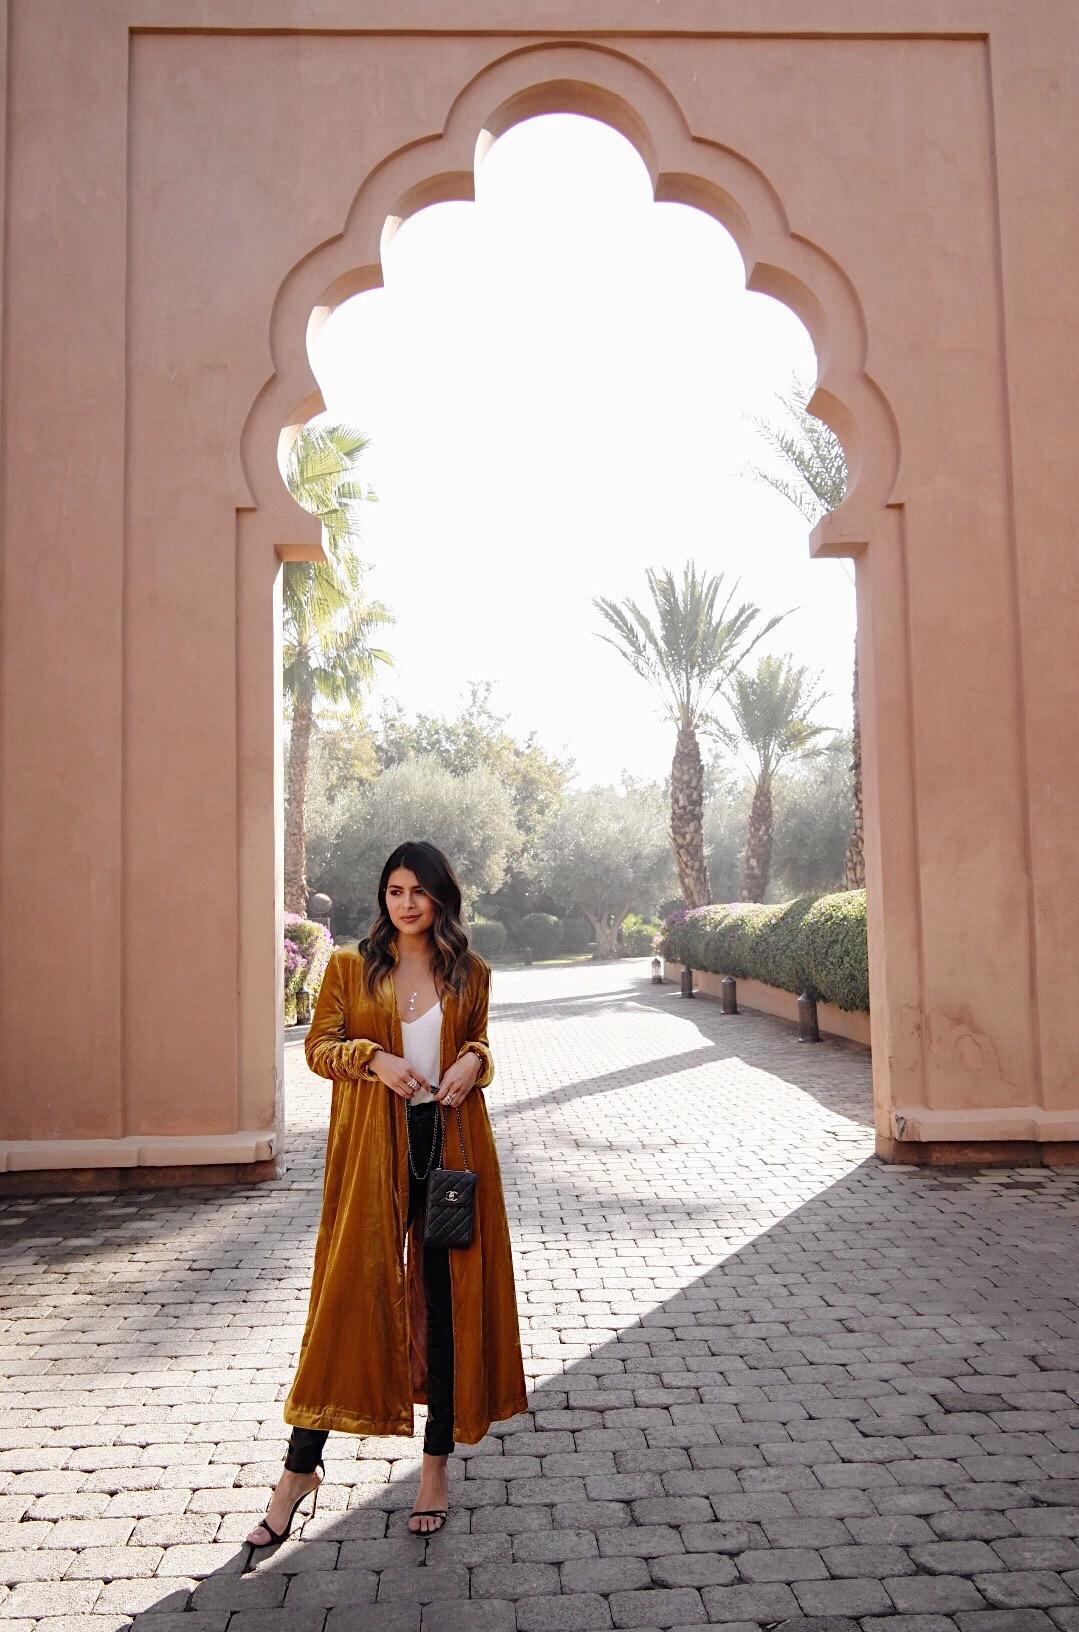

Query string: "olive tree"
[[534, 785, 676, 958]]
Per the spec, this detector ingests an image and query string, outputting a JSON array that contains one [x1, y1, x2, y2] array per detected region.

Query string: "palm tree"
[[593, 560, 790, 908], [749, 374, 864, 889], [283, 426, 394, 916], [710, 653, 835, 903]]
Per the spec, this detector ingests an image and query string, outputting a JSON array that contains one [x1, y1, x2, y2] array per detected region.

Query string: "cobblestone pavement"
[[4, 958, 1079, 1632]]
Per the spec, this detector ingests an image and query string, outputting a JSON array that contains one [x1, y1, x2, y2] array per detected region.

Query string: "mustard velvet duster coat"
[[283, 947, 528, 1444]]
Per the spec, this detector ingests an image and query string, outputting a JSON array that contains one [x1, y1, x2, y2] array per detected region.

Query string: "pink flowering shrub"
[[283, 912, 334, 1025]]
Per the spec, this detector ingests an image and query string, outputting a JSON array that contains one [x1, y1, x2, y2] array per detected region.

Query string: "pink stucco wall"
[[1, 2, 1077, 1177]]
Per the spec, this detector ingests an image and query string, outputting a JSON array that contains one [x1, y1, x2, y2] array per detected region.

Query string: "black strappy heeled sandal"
[[244, 1457, 325, 1569], [408, 1506, 448, 1535]]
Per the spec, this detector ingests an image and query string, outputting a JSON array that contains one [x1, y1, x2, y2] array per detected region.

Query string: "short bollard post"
[[720, 975, 738, 1015], [523, 945, 533, 966], [680, 966, 695, 999], [651, 955, 663, 984], [798, 991, 821, 1043]]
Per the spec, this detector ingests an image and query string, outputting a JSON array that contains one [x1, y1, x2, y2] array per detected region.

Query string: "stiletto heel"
[[244, 1458, 325, 1570]]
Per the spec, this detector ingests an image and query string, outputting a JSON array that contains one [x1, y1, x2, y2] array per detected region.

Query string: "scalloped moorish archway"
[[240, 44, 921, 1157], [4, 11, 1071, 1188]]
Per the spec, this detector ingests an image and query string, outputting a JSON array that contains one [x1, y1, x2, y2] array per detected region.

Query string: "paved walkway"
[[3, 959, 1079, 1632]]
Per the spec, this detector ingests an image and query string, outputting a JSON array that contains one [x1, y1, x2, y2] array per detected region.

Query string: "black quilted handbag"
[[424, 1103, 476, 1249]]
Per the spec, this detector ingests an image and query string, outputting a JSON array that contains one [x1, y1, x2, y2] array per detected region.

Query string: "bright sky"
[[308, 114, 856, 791]]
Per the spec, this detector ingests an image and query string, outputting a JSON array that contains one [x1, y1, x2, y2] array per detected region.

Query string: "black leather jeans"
[[285, 1101, 455, 1472]]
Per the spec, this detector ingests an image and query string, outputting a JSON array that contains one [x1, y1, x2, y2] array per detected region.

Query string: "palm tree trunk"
[[842, 649, 865, 890], [740, 771, 774, 903], [670, 723, 711, 907], [284, 694, 314, 916]]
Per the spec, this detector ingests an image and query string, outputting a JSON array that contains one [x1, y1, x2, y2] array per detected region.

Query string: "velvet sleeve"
[[455, 960, 495, 1089], [304, 951, 384, 1083]]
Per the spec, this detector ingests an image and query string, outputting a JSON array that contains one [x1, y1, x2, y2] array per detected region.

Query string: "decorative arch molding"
[[239, 40, 902, 563]]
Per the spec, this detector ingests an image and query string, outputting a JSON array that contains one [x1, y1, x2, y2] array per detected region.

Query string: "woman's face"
[[384, 866, 438, 941]]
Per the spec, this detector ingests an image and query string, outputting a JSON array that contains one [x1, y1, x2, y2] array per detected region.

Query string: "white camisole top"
[[400, 999, 443, 1105]]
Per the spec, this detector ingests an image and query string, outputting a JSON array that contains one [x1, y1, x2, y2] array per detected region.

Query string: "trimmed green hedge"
[[470, 917, 508, 957], [659, 889, 868, 1012]]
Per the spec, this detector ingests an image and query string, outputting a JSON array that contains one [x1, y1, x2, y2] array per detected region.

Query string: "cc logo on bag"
[[446, 1189, 459, 1201]]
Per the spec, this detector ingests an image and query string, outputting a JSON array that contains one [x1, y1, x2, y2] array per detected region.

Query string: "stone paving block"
[[62, 1541, 166, 1578], [791, 1576, 895, 1616], [513, 1529, 599, 1563], [820, 1542, 916, 1577], [628, 1497, 713, 1526], [190, 1573, 288, 1612], [472, 1561, 561, 1598], [646, 1550, 738, 1587], [994, 1536, 1079, 1570], [0, 1578, 104, 1619], [33, 1619, 132, 1632], [906, 1539, 1004, 1574], [0, 1546, 78, 1583], [422, 1601, 516, 1632], [883, 1575, 989, 1614], [1014, 1509, 1079, 1537], [326, 1606, 422, 1632], [595, 1525, 684, 1558], [679, 1521, 758, 1553], [228, 1612, 335, 1632], [860, 1618, 958, 1632], [110, 1616, 229, 1632], [279, 1567, 378, 1606], [700, 1581, 801, 1621], [608, 1584, 707, 1625], [375, 1564, 470, 1603], [929, 1509, 1018, 1541], [737, 1546, 828, 1582], [82, 1575, 197, 1615], [473, 1503, 554, 1534], [562, 1557, 651, 1594], [955, 1614, 1060, 1632], [772, 1620, 860, 1632], [974, 1571, 1078, 1608], [515, 1593, 614, 1631]]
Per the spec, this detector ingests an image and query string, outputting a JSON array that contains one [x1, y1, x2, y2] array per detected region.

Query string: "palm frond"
[[745, 370, 848, 521]]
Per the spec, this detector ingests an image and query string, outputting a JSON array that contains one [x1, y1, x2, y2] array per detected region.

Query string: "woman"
[[245, 840, 528, 1560]]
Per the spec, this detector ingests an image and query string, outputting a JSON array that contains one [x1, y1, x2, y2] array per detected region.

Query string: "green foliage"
[[770, 738, 854, 897], [620, 913, 663, 955], [306, 716, 381, 806], [746, 370, 848, 523], [282, 424, 394, 720], [532, 784, 677, 947], [703, 778, 753, 902], [518, 912, 563, 960], [710, 653, 834, 780], [660, 888, 868, 1012], [592, 559, 792, 734], [558, 916, 592, 954], [307, 753, 519, 936], [283, 913, 333, 1026], [373, 680, 574, 871], [469, 917, 508, 957]]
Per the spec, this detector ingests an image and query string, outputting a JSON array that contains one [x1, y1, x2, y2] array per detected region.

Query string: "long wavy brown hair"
[[358, 840, 477, 1001]]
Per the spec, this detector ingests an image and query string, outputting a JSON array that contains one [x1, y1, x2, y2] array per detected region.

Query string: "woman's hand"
[[434, 1053, 482, 1109], [369, 1049, 432, 1101]]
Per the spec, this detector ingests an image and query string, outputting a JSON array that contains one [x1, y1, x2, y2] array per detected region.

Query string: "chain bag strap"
[[424, 1099, 477, 1250], [404, 1097, 442, 1183]]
